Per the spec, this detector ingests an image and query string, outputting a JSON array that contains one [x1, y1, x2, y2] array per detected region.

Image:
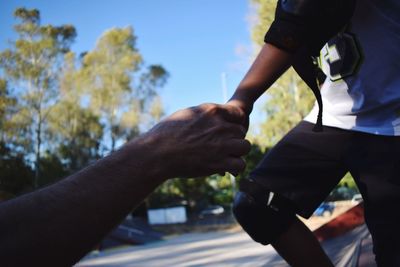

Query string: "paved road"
[[77, 229, 286, 267], [77, 225, 371, 267]]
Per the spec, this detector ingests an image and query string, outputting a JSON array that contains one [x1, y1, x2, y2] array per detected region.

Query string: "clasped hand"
[[144, 103, 251, 178]]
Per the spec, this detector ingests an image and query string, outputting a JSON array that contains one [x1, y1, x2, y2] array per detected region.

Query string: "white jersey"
[[305, 0, 400, 135]]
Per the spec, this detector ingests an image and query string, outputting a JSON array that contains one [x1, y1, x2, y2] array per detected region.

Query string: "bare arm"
[[0, 103, 250, 267], [229, 44, 334, 266], [228, 43, 292, 115]]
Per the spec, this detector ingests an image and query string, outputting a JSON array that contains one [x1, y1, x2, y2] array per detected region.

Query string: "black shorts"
[[249, 121, 400, 263]]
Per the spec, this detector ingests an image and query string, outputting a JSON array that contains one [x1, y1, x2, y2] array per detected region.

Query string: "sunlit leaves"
[[82, 27, 168, 151]]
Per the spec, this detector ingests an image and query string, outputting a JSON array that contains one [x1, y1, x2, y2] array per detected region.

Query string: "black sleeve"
[[264, 0, 357, 56]]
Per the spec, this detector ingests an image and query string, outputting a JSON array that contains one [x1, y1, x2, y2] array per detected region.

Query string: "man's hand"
[[0, 103, 250, 267], [138, 103, 251, 178]]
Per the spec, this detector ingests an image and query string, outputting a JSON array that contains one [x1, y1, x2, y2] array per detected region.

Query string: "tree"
[[147, 143, 266, 210], [81, 27, 168, 152], [48, 52, 103, 172], [36, 151, 67, 187], [0, 80, 34, 196], [0, 141, 34, 198], [259, 73, 314, 145], [250, 0, 314, 147], [0, 79, 16, 142], [236, 143, 265, 181], [147, 175, 202, 210], [0, 8, 76, 187]]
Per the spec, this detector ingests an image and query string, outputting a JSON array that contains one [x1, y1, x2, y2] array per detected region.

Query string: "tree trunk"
[[34, 113, 42, 188], [111, 133, 116, 152]]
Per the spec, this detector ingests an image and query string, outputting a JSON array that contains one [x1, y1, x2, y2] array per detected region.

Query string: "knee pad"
[[232, 180, 296, 245]]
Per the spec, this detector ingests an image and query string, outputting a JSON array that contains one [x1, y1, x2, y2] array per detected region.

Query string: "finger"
[[223, 139, 251, 157], [220, 157, 246, 176]]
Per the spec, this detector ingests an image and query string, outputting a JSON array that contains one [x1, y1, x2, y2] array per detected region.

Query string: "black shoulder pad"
[[264, 0, 356, 132], [265, 0, 357, 55], [281, 0, 319, 16]]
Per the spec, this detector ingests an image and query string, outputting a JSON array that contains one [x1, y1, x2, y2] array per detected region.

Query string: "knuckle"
[[203, 103, 219, 114], [195, 103, 214, 115], [209, 106, 222, 117], [186, 106, 203, 119]]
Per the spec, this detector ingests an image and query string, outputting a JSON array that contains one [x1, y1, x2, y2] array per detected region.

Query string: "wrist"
[[228, 93, 254, 115], [121, 133, 171, 184]]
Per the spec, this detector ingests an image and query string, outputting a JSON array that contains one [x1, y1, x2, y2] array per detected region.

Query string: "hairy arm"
[[0, 103, 250, 267]]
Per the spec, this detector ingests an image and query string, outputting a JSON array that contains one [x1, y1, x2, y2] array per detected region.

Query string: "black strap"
[[292, 49, 323, 132]]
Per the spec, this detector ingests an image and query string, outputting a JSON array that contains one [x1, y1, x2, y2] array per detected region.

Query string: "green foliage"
[[325, 172, 359, 201], [49, 104, 103, 171], [250, 0, 276, 47], [0, 79, 31, 151], [0, 79, 11, 120], [337, 172, 359, 191], [137, 65, 169, 101], [147, 144, 266, 211], [0, 8, 76, 187], [259, 71, 314, 145], [81, 27, 168, 151], [236, 143, 266, 181], [0, 79, 17, 142], [13, 8, 40, 24], [148, 177, 213, 211], [0, 142, 34, 196], [204, 175, 229, 205], [0, 7, 168, 194], [48, 52, 103, 171], [37, 152, 68, 187]]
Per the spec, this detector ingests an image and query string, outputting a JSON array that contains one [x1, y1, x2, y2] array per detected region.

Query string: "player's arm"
[[228, 43, 292, 115], [229, 0, 356, 117], [0, 103, 250, 267]]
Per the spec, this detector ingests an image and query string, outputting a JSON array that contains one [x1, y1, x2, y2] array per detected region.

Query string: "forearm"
[[0, 135, 165, 267], [0, 103, 250, 267], [229, 43, 292, 114]]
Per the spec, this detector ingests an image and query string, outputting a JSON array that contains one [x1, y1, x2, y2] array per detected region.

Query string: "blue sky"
[[0, 0, 267, 125]]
